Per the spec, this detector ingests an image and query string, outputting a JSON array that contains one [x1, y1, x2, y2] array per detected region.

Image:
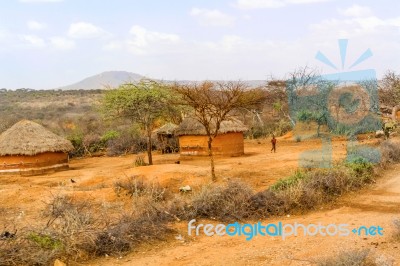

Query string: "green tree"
[[102, 79, 176, 165]]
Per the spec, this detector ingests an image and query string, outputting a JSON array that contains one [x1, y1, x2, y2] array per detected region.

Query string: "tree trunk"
[[392, 105, 400, 122], [147, 129, 153, 165], [207, 136, 216, 182]]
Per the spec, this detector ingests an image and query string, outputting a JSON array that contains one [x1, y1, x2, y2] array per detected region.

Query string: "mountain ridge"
[[54, 71, 267, 90]]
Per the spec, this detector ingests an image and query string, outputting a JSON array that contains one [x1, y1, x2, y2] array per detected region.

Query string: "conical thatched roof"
[[0, 120, 74, 156], [176, 117, 248, 136], [153, 122, 178, 135]]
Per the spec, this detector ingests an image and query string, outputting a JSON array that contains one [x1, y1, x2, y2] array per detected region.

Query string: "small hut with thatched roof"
[[175, 117, 247, 157], [0, 120, 74, 175], [153, 122, 179, 153]]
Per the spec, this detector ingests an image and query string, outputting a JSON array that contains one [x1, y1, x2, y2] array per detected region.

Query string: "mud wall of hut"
[[179, 132, 244, 157], [0, 152, 69, 175]]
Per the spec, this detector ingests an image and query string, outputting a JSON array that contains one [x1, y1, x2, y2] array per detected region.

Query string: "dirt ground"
[[1, 133, 399, 265]]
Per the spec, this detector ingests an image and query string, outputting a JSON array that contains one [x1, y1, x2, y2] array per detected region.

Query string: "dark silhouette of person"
[[271, 135, 277, 153]]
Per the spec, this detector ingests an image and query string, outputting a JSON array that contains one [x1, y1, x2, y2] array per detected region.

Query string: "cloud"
[[127, 25, 180, 55], [27, 20, 47, 30], [19, 34, 46, 47], [338, 5, 373, 17], [19, 0, 63, 3], [309, 15, 400, 37], [234, 0, 330, 9], [50, 37, 75, 50], [68, 22, 109, 39], [103, 41, 124, 51], [190, 8, 236, 27]]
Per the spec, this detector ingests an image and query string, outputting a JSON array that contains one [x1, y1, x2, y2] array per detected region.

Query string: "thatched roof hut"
[[0, 120, 73, 156], [153, 122, 179, 154], [153, 122, 178, 135], [175, 117, 248, 136], [176, 117, 247, 157], [0, 120, 74, 175]]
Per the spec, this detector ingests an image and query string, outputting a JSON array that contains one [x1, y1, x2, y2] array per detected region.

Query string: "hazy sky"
[[1, 0, 399, 89]]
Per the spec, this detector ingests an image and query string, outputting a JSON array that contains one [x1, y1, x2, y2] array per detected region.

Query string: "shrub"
[[345, 160, 374, 185], [317, 249, 375, 266], [0, 231, 63, 266], [252, 163, 374, 215], [347, 146, 381, 164], [380, 140, 400, 164], [68, 132, 85, 157], [186, 180, 253, 221], [114, 175, 169, 202], [101, 130, 120, 143], [248, 189, 287, 217], [134, 155, 147, 167], [271, 170, 307, 191], [393, 219, 400, 241], [28, 232, 63, 250]]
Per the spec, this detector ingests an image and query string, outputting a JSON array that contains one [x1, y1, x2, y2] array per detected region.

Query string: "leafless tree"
[[173, 81, 265, 181]]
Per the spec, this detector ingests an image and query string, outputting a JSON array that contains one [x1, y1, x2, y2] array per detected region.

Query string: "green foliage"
[[345, 158, 374, 182], [296, 109, 314, 122], [67, 131, 85, 157], [28, 232, 63, 250], [101, 130, 120, 143], [102, 79, 181, 164], [271, 170, 307, 191], [102, 80, 178, 128]]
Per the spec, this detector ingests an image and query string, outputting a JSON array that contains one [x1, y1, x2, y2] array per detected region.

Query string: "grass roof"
[[0, 120, 74, 156]]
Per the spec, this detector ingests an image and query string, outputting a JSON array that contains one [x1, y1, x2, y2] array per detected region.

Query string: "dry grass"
[[380, 140, 400, 165], [113, 175, 170, 201], [317, 249, 394, 266], [392, 219, 400, 241], [184, 180, 253, 221], [0, 193, 175, 265]]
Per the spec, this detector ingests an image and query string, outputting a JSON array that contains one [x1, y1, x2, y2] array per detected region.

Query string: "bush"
[[248, 190, 288, 217], [0, 193, 176, 265], [347, 146, 381, 164], [380, 140, 400, 165], [271, 170, 307, 191], [317, 249, 376, 266], [134, 155, 147, 167], [393, 219, 400, 241], [101, 130, 120, 143], [114, 175, 169, 202], [28, 232, 63, 250], [185, 180, 253, 221], [0, 231, 63, 266], [251, 163, 374, 216]]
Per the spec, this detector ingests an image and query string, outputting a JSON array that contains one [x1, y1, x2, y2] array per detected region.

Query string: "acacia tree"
[[286, 66, 336, 136], [174, 81, 265, 181], [102, 79, 176, 165], [380, 70, 400, 121]]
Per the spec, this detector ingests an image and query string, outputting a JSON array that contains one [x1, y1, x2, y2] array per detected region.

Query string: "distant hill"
[[55, 70, 268, 90], [55, 71, 144, 90]]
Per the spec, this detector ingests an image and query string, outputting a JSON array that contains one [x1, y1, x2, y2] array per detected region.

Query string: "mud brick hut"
[[153, 122, 179, 153], [0, 120, 74, 175], [176, 117, 247, 157]]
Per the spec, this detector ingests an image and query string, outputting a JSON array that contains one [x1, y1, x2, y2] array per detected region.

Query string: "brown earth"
[[1, 133, 399, 265]]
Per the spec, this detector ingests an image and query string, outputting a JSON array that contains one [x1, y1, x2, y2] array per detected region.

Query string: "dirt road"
[[92, 163, 400, 266]]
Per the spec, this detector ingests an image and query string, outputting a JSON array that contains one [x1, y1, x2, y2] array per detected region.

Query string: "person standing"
[[271, 134, 277, 153]]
